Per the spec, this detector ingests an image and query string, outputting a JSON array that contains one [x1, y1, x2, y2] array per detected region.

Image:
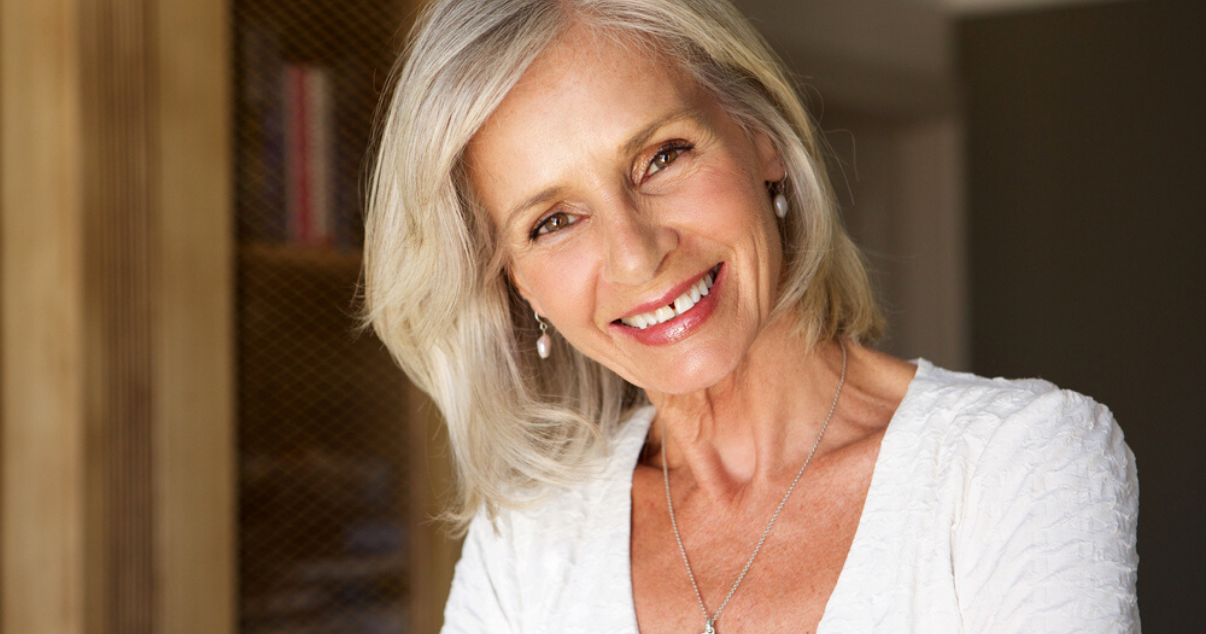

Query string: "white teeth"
[[674, 295, 691, 314], [620, 268, 718, 329]]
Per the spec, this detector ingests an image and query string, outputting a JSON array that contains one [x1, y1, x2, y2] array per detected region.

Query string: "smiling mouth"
[[617, 265, 719, 329]]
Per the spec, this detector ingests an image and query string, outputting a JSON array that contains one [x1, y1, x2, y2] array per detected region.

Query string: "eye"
[[645, 142, 693, 178], [530, 210, 576, 240]]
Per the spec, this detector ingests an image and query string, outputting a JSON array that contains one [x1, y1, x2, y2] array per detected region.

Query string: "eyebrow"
[[500, 106, 709, 232], [620, 107, 704, 161]]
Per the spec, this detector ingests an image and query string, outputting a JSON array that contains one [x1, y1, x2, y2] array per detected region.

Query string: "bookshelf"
[[232, 1, 459, 633], [3, 0, 468, 631]]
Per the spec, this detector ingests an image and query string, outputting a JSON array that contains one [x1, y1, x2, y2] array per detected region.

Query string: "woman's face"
[[467, 26, 786, 395]]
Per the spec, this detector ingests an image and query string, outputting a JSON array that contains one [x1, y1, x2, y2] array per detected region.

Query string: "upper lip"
[[615, 265, 718, 321]]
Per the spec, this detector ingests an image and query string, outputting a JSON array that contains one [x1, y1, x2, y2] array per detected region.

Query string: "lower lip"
[[610, 264, 724, 346]]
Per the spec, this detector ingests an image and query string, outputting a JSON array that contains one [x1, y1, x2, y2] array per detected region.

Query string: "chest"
[[628, 450, 878, 634]]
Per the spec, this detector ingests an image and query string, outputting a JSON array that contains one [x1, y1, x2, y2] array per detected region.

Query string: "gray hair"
[[363, 0, 883, 529]]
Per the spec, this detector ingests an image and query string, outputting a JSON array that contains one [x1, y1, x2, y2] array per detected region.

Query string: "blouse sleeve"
[[440, 512, 519, 634], [953, 390, 1140, 633]]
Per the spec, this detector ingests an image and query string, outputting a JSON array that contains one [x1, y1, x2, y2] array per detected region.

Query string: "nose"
[[599, 195, 678, 286]]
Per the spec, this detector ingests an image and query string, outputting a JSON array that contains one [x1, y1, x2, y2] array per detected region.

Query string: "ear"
[[754, 130, 787, 183]]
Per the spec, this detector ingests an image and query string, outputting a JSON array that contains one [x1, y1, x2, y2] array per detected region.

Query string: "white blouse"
[[441, 360, 1140, 633]]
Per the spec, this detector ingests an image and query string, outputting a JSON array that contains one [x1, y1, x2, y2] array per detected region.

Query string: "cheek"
[[671, 163, 773, 244], [672, 163, 784, 302], [515, 248, 599, 322]]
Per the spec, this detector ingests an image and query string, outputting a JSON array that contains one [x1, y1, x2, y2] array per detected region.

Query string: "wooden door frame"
[[1, 0, 235, 633]]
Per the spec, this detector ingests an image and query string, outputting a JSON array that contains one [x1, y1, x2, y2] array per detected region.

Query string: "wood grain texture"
[[152, 0, 236, 633], [80, 1, 158, 631], [1, 0, 87, 633]]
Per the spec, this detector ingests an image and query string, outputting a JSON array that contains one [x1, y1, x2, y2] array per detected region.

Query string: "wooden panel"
[[80, 0, 157, 631], [1, 1, 237, 633], [0, 1, 87, 633], [152, 0, 236, 633]]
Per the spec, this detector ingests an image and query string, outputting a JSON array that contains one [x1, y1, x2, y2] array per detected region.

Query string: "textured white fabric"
[[441, 361, 1140, 633]]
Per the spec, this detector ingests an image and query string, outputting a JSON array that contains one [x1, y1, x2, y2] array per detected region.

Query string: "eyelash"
[[645, 141, 693, 178], [530, 211, 575, 240], [527, 140, 695, 241]]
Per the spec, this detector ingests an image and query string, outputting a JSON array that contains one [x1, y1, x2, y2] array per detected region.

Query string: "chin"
[[630, 347, 744, 396]]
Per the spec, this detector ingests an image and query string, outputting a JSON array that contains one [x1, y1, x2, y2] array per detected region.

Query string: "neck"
[[644, 319, 848, 499]]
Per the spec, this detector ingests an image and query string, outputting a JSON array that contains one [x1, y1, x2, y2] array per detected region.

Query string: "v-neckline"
[[618, 359, 932, 633]]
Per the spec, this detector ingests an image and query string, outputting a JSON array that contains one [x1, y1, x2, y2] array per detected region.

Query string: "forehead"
[[487, 24, 695, 129], [465, 24, 706, 220]]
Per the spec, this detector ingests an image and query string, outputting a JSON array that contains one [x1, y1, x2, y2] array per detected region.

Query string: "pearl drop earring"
[[774, 192, 789, 219], [534, 311, 551, 359]]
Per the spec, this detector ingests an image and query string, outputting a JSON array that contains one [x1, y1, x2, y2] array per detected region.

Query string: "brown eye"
[[646, 148, 685, 177], [532, 211, 575, 239]]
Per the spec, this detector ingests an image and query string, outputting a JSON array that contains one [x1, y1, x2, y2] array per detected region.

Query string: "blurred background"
[[1, 0, 1200, 632]]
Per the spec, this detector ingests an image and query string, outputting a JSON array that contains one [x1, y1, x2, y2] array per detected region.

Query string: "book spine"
[[260, 34, 286, 243], [307, 66, 333, 248], [284, 64, 309, 245], [239, 26, 287, 243], [284, 63, 334, 248]]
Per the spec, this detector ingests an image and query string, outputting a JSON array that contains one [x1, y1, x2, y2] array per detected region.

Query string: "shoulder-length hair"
[[363, 0, 883, 528]]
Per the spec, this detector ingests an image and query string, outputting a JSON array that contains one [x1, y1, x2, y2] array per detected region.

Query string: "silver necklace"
[[660, 340, 847, 634]]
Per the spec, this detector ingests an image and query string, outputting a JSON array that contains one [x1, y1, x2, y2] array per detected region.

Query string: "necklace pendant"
[[700, 619, 715, 634]]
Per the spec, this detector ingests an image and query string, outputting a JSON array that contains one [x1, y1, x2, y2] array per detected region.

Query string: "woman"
[[363, 0, 1139, 631]]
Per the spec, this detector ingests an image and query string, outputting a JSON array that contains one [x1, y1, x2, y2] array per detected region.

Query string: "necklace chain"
[[660, 340, 847, 633]]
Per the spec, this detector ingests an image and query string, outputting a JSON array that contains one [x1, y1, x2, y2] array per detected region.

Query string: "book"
[[284, 63, 334, 248], [239, 26, 287, 243]]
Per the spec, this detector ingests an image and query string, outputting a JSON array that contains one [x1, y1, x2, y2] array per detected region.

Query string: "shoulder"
[[901, 361, 1133, 473], [880, 361, 1138, 533], [899, 364, 1141, 630], [889, 361, 1139, 553], [821, 362, 1138, 632]]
